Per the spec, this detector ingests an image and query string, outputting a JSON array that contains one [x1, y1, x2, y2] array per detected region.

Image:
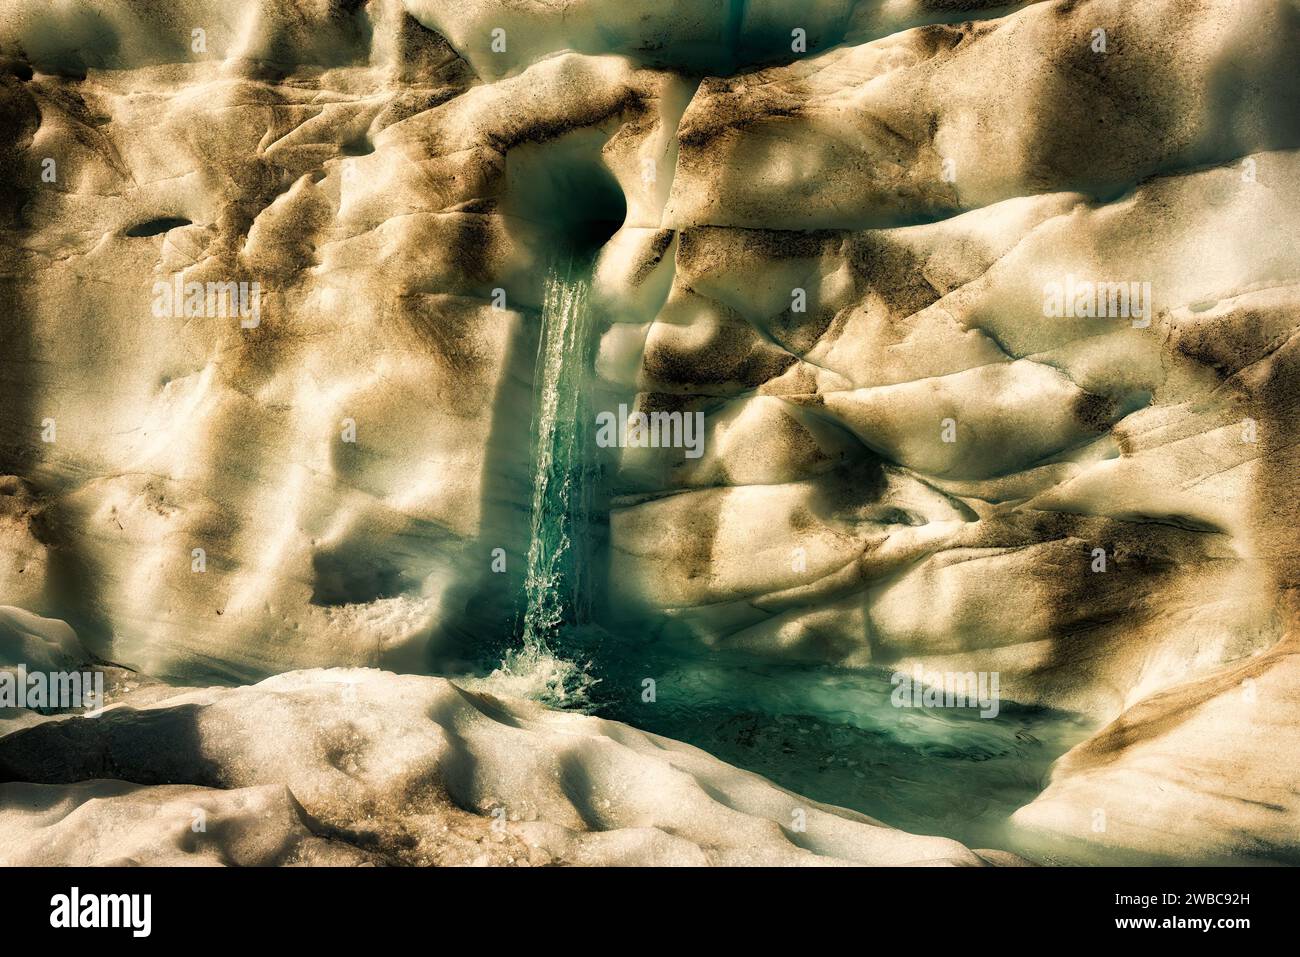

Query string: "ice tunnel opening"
[[500, 130, 628, 261]]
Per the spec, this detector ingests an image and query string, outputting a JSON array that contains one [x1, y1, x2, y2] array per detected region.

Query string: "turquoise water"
[[519, 263, 597, 650], [492, 261, 601, 706], [490, 264, 1094, 856], [540, 626, 1093, 854]]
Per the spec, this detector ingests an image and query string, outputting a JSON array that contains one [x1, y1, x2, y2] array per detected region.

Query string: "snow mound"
[[0, 667, 1006, 866]]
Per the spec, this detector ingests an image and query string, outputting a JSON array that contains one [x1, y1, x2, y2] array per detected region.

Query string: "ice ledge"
[[0, 666, 1012, 866]]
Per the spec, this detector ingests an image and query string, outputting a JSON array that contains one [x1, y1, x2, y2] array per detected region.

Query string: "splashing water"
[[493, 261, 600, 708]]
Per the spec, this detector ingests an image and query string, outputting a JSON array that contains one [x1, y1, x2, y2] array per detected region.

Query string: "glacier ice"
[[0, 0, 1298, 866]]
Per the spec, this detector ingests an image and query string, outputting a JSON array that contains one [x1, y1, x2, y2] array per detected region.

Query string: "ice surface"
[[1, 0, 1298, 864], [0, 667, 1003, 866]]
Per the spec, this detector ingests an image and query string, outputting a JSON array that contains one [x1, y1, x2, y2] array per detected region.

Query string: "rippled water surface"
[[555, 629, 1094, 856]]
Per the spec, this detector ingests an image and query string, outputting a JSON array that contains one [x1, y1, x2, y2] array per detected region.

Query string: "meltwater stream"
[[492, 260, 601, 707], [480, 259, 1094, 858]]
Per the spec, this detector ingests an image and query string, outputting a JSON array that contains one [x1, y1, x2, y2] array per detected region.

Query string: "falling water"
[[494, 260, 600, 707]]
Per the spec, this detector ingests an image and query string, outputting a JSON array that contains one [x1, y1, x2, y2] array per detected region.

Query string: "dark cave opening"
[[501, 130, 628, 260]]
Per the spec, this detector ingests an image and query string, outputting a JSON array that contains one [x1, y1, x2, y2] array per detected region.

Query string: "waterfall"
[[494, 259, 600, 706]]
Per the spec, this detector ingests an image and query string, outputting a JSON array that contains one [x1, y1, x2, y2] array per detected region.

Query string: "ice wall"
[[2, 0, 1299, 863]]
